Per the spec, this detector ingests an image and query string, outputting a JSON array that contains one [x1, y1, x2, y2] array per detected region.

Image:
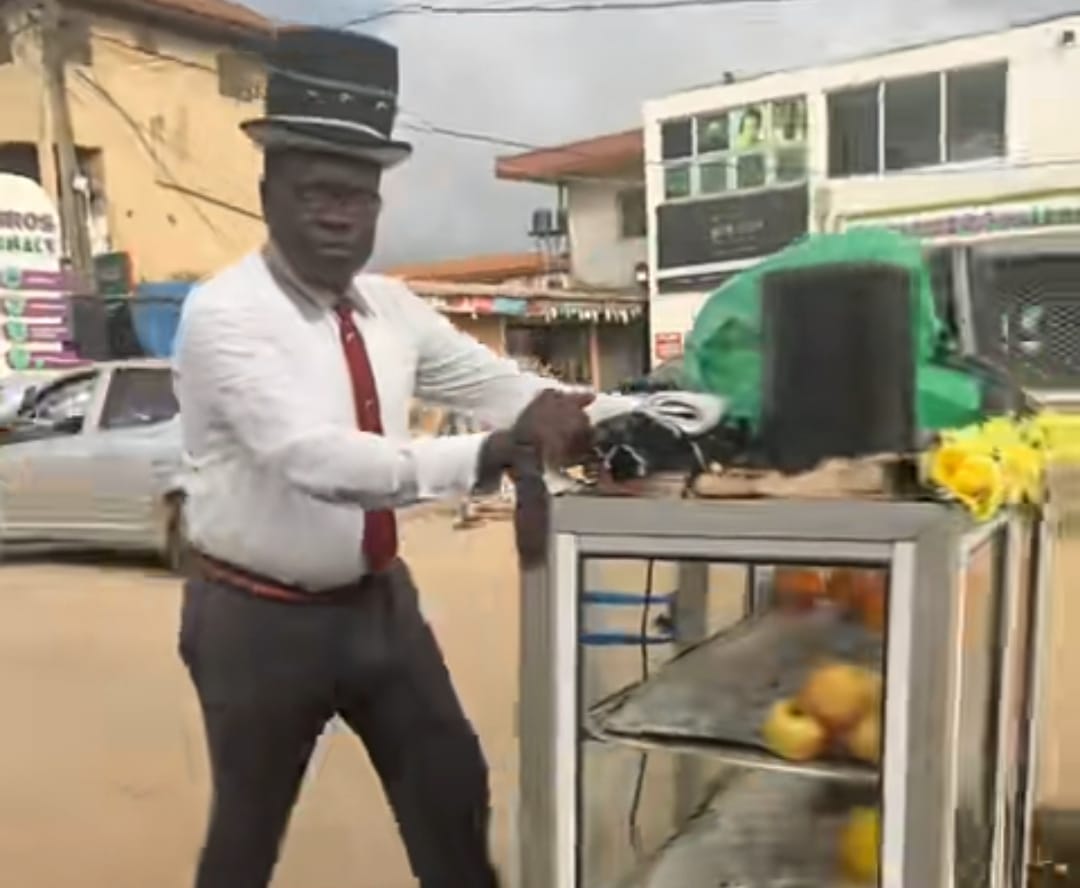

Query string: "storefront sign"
[[0, 174, 62, 272], [657, 185, 809, 270], [654, 331, 684, 360], [492, 296, 528, 316], [3, 319, 67, 344], [94, 252, 133, 296], [855, 201, 1080, 241], [0, 175, 85, 376], [1, 268, 73, 292], [4, 349, 84, 371], [3, 296, 67, 317]]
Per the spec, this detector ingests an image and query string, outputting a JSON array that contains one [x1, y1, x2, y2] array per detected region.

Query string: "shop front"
[[416, 284, 647, 391]]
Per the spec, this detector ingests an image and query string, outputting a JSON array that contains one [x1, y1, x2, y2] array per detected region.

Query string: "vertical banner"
[[0, 173, 87, 374]]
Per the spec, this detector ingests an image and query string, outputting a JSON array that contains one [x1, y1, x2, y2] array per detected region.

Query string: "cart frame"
[[518, 497, 1048, 888]]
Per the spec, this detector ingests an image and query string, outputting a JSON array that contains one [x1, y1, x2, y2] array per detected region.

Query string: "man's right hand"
[[477, 389, 596, 485], [512, 389, 595, 467]]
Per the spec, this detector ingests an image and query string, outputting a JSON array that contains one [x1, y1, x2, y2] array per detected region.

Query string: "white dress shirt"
[[174, 250, 626, 590]]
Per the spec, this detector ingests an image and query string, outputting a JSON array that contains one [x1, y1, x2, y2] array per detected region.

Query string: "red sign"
[[654, 332, 683, 360]]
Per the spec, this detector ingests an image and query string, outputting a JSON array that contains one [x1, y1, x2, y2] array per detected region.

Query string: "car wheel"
[[164, 495, 191, 576]]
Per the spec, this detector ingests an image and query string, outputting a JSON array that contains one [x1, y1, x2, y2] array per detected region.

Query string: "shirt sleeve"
[[175, 292, 487, 510], [407, 285, 638, 427]]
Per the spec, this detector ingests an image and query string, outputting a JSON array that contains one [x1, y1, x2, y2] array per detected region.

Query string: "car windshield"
[[30, 375, 96, 424], [99, 368, 179, 429]]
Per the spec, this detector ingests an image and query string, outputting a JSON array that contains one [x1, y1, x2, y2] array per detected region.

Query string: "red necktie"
[[334, 303, 398, 573]]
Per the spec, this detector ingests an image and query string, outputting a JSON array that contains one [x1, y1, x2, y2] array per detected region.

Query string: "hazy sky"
[[241, 0, 1080, 268]]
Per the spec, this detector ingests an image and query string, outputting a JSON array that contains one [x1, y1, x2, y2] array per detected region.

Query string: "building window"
[[884, 73, 940, 171], [947, 63, 1007, 162], [660, 119, 693, 160], [217, 51, 265, 102], [617, 187, 646, 239], [0, 142, 41, 181], [827, 61, 1007, 177], [828, 85, 879, 176], [658, 95, 808, 203], [664, 165, 691, 200]]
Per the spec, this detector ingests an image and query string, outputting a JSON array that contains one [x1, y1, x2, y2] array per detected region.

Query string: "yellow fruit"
[[797, 663, 875, 733], [864, 672, 882, 711], [839, 807, 880, 883], [844, 710, 882, 765], [761, 698, 828, 762]]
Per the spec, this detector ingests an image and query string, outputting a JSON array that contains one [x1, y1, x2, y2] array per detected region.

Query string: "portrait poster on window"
[[734, 104, 767, 151]]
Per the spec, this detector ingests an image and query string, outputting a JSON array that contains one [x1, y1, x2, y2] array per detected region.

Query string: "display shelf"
[[583, 727, 878, 786], [590, 609, 883, 771], [602, 768, 878, 888]]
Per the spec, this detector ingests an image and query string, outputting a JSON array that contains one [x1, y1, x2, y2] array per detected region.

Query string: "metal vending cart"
[[518, 496, 1050, 888]]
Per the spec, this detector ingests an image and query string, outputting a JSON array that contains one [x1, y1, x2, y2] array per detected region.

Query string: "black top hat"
[[241, 28, 412, 169]]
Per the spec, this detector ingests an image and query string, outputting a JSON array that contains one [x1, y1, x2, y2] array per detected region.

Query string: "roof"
[[407, 279, 645, 303], [495, 129, 644, 185], [76, 0, 274, 40], [665, 10, 1080, 99], [386, 252, 568, 284]]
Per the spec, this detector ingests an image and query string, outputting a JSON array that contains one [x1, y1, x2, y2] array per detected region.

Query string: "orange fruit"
[[775, 568, 828, 610]]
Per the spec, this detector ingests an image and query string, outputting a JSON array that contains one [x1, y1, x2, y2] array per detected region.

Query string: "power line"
[[70, 69, 245, 242], [345, 0, 788, 26], [80, 21, 1080, 193]]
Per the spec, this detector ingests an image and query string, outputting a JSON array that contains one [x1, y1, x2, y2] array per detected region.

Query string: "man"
[[174, 27, 619, 888]]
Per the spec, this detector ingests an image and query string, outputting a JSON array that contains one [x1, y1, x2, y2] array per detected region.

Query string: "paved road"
[[0, 512, 520, 888], [5, 506, 1077, 887]]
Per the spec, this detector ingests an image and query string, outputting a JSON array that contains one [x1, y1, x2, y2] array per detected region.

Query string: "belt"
[[192, 550, 379, 604]]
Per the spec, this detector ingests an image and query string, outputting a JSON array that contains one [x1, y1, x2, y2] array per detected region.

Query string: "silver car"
[[0, 360, 186, 569]]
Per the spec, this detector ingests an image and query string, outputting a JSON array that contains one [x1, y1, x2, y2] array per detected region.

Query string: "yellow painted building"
[[0, 0, 272, 281]]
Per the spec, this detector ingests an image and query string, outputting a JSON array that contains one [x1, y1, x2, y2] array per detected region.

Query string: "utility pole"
[[39, 0, 93, 290]]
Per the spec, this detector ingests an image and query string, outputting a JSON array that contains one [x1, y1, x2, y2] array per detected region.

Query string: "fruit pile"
[[761, 662, 882, 765], [773, 567, 886, 633]]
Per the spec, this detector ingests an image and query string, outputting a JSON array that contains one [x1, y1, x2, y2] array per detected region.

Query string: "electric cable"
[[345, 0, 788, 27], [83, 27, 1080, 189]]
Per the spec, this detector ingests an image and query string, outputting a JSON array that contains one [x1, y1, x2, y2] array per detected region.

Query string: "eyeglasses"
[[294, 183, 382, 214]]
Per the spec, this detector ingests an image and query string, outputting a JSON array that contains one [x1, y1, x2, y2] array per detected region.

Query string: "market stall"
[[511, 228, 1073, 888], [518, 496, 1049, 888]]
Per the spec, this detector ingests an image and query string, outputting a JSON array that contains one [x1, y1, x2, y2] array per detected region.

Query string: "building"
[[389, 250, 645, 390], [644, 12, 1080, 386], [496, 129, 648, 291], [492, 129, 650, 388], [0, 0, 271, 282]]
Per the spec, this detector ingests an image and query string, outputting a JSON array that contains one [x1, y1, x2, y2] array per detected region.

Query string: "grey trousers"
[[178, 560, 499, 888]]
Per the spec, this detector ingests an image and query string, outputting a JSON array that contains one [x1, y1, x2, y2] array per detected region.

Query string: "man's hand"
[[475, 389, 596, 491], [513, 389, 595, 467]]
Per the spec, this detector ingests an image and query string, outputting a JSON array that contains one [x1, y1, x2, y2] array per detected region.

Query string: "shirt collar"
[[261, 241, 370, 316]]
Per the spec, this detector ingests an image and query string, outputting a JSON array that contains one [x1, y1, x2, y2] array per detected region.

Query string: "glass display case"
[[517, 497, 1048, 888]]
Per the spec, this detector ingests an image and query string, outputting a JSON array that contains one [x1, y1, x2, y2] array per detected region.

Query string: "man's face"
[[261, 149, 382, 291]]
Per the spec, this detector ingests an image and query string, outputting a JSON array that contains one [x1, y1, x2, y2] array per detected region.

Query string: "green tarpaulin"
[[681, 228, 984, 432]]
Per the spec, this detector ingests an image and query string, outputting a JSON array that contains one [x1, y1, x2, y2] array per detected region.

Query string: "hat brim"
[[241, 118, 413, 169]]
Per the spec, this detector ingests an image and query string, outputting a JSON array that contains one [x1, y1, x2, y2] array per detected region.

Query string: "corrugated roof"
[[495, 129, 644, 185], [386, 252, 568, 284], [407, 279, 645, 304]]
